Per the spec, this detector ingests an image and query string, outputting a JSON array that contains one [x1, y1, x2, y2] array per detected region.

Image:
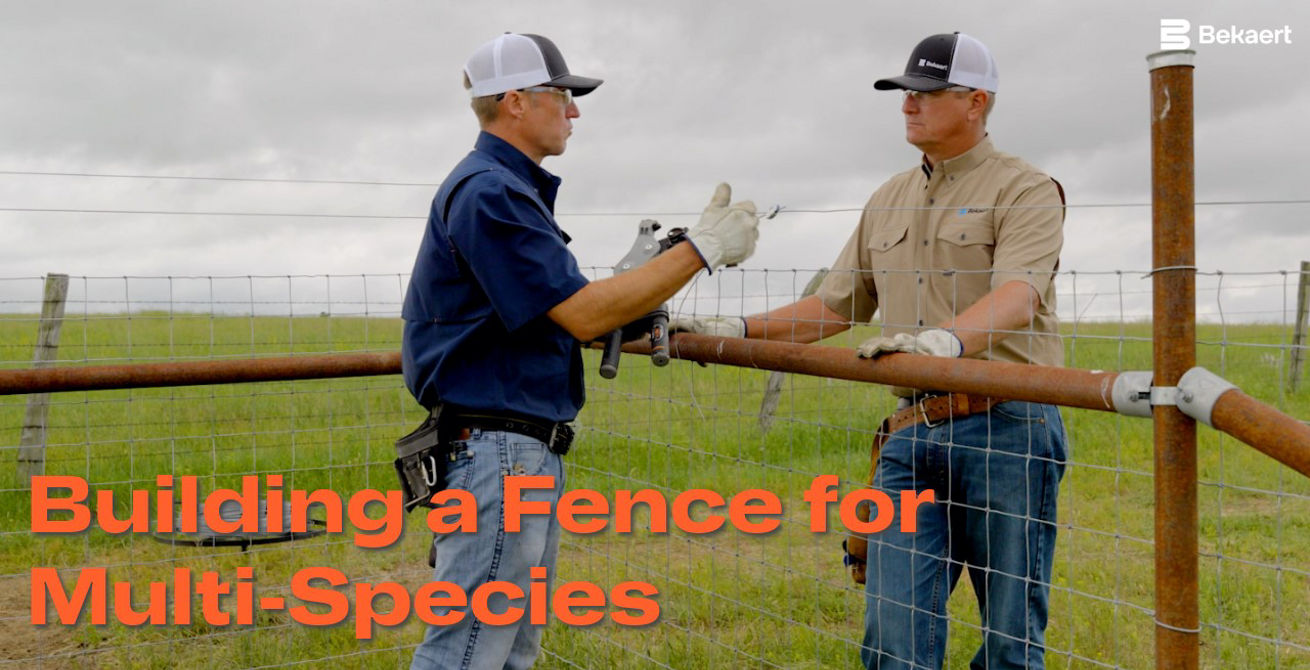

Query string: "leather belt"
[[448, 412, 574, 455], [884, 393, 1005, 435]]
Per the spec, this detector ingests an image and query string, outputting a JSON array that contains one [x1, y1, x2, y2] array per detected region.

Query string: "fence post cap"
[[1147, 49, 1195, 71]]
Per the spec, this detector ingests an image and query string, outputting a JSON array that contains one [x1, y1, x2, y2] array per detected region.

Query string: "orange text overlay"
[[30, 473, 934, 545], [31, 566, 659, 638]]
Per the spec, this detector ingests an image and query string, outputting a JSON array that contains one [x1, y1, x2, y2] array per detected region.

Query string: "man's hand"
[[669, 315, 746, 338], [856, 329, 962, 358], [687, 183, 758, 272]]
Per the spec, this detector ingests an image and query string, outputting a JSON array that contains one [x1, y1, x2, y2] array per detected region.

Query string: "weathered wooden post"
[[758, 269, 827, 432], [1291, 260, 1309, 392], [17, 273, 69, 485]]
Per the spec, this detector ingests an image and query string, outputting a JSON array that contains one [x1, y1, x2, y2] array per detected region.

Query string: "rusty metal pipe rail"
[[0, 337, 1305, 480], [0, 351, 401, 395], [652, 334, 1122, 411], [651, 335, 1310, 479], [1208, 388, 1310, 478]]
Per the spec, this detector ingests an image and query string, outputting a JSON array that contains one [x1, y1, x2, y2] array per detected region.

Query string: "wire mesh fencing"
[[0, 268, 1307, 668]]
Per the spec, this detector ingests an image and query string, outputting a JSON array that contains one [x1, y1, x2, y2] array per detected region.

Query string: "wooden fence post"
[[1291, 261, 1309, 392], [758, 269, 827, 432], [17, 273, 69, 486]]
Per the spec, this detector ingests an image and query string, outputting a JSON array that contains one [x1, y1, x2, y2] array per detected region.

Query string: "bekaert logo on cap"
[[875, 32, 998, 93]]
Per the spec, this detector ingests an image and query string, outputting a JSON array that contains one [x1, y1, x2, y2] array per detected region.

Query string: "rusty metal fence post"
[[1148, 49, 1199, 670]]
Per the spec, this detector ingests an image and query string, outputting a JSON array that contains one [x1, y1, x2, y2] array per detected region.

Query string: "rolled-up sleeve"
[[447, 182, 589, 333], [990, 176, 1064, 304], [816, 213, 879, 323]]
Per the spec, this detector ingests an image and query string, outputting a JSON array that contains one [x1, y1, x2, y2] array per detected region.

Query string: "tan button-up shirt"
[[815, 136, 1064, 369]]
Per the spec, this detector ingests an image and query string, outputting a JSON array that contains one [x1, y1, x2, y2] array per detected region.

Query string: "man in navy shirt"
[[404, 33, 761, 670]]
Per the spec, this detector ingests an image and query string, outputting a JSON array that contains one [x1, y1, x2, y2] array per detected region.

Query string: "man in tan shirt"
[[675, 32, 1068, 669]]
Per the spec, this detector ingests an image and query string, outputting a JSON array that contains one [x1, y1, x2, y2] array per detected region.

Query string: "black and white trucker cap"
[[874, 32, 998, 93], [464, 33, 603, 98]]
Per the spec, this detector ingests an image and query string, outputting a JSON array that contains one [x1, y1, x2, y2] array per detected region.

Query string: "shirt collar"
[[928, 135, 996, 180], [473, 131, 563, 210]]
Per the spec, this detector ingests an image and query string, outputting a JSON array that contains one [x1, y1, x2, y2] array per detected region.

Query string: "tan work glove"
[[856, 328, 962, 359], [669, 315, 746, 338], [686, 183, 758, 272]]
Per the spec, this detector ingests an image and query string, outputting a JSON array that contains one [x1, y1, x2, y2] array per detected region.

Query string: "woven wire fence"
[[0, 267, 1307, 668]]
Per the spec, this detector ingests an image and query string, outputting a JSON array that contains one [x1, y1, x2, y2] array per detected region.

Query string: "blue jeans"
[[861, 401, 1067, 670], [411, 429, 565, 670]]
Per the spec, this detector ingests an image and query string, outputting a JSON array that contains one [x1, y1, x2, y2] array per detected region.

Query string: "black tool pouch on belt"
[[393, 406, 448, 513]]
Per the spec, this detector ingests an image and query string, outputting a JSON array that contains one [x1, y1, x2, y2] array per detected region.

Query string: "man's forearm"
[[744, 295, 852, 344], [940, 280, 1041, 357], [548, 242, 705, 342]]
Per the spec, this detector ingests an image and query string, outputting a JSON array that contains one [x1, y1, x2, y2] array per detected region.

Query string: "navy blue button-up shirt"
[[401, 132, 590, 421]]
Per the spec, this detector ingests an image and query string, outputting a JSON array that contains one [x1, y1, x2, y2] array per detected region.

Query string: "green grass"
[[1, 316, 1308, 668]]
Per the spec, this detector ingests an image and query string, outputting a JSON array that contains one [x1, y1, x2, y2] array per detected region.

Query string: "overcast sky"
[[2, 0, 1308, 323]]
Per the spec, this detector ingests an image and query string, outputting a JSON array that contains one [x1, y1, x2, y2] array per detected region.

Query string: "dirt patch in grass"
[[0, 574, 84, 667]]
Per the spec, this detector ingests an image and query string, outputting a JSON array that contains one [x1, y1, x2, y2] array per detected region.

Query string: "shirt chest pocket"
[[868, 218, 911, 253], [935, 213, 996, 275], [937, 214, 996, 248], [866, 219, 914, 276]]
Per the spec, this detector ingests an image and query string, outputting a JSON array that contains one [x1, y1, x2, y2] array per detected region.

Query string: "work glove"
[[856, 328, 962, 359], [669, 315, 746, 338], [686, 183, 758, 272]]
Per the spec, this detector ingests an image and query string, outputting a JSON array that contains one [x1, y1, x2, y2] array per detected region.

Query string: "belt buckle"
[[918, 397, 943, 429]]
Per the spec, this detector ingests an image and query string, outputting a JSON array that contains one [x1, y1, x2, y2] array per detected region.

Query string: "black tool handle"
[[649, 308, 670, 366], [599, 328, 624, 379]]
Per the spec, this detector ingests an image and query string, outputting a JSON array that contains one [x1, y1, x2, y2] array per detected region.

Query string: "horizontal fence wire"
[[0, 268, 1304, 340], [0, 268, 1306, 669]]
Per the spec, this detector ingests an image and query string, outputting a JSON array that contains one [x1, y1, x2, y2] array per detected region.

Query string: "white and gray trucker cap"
[[464, 32, 603, 98]]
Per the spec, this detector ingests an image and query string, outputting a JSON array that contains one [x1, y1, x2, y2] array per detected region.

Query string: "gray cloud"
[[1, 0, 1307, 323]]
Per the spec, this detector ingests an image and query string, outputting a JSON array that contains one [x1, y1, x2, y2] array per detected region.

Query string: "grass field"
[[0, 314, 1307, 668]]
